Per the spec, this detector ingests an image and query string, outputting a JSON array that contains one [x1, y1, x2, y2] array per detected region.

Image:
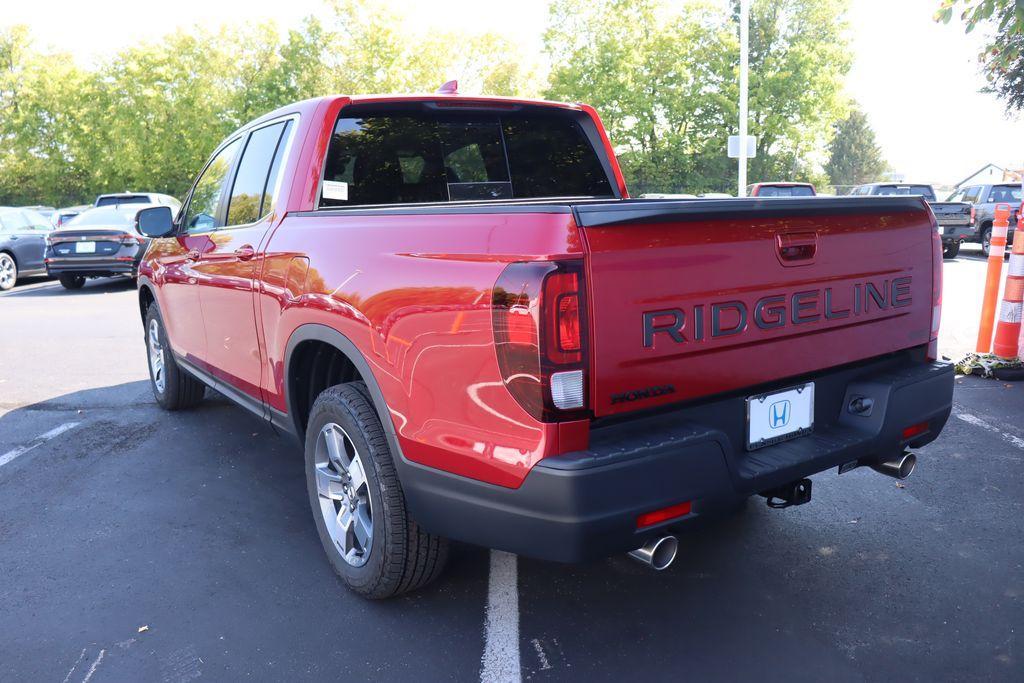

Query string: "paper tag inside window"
[[322, 180, 348, 201]]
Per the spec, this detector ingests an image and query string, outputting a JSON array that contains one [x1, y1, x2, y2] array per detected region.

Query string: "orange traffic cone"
[[977, 204, 1012, 353], [994, 204, 1024, 359]]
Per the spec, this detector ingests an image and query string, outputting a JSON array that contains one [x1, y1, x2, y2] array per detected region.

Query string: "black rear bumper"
[[399, 349, 954, 563], [46, 258, 138, 277]]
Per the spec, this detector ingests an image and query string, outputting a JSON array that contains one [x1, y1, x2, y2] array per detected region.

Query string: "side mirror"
[[136, 206, 175, 238]]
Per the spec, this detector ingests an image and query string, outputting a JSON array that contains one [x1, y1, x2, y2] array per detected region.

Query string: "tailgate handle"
[[776, 232, 817, 263]]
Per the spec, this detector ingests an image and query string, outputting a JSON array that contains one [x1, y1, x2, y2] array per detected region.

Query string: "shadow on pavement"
[[0, 380, 490, 681]]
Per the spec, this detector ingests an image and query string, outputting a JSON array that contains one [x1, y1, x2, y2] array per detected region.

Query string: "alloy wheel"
[[148, 318, 166, 394], [0, 254, 16, 290], [314, 422, 374, 567]]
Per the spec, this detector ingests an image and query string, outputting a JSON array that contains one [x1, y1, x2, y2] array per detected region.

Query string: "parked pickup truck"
[[850, 182, 972, 258], [134, 93, 954, 598], [747, 182, 816, 197], [947, 183, 1021, 257]]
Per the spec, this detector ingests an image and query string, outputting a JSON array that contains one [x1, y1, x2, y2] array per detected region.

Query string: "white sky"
[[5, 0, 1022, 186]]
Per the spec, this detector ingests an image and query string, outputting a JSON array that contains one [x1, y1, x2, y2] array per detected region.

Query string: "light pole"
[[738, 0, 749, 197]]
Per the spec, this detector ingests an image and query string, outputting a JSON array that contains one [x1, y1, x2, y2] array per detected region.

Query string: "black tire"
[[305, 382, 449, 599], [981, 225, 993, 257], [144, 305, 205, 410], [59, 274, 86, 290], [942, 241, 960, 259]]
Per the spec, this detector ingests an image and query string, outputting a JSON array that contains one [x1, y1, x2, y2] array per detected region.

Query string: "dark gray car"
[[947, 183, 1022, 257], [44, 204, 155, 289], [0, 207, 51, 291]]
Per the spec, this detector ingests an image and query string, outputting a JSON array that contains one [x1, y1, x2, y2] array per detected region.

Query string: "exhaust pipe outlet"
[[628, 535, 678, 571], [870, 452, 917, 480]]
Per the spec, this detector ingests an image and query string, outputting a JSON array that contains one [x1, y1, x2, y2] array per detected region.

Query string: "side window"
[[962, 186, 981, 204], [183, 138, 242, 233], [947, 189, 964, 202], [226, 120, 291, 226]]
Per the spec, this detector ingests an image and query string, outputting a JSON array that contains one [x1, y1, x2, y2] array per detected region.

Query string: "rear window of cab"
[[319, 107, 614, 207]]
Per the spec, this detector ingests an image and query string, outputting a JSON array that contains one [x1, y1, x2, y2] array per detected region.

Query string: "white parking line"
[[0, 421, 81, 469], [954, 411, 1024, 450], [481, 550, 521, 683]]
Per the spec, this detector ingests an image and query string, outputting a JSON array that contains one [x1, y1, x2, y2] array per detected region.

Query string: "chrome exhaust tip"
[[870, 452, 917, 480], [628, 535, 678, 571]]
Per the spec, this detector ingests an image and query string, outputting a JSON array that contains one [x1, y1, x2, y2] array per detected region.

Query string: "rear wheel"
[[981, 225, 993, 257], [305, 382, 449, 599], [59, 274, 86, 290], [942, 241, 960, 259], [0, 253, 16, 291], [145, 305, 205, 410]]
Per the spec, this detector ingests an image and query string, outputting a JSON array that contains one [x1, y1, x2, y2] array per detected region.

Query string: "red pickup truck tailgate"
[[573, 197, 937, 417]]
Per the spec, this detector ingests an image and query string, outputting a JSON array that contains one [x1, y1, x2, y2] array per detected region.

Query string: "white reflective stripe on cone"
[[999, 300, 1023, 323], [991, 244, 1006, 258], [1009, 255, 1024, 277], [993, 225, 1009, 238]]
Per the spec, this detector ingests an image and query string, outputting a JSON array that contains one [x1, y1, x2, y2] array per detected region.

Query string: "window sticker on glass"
[[323, 180, 349, 202]]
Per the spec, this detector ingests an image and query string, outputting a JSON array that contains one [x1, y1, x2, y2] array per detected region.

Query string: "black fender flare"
[[282, 324, 403, 455]]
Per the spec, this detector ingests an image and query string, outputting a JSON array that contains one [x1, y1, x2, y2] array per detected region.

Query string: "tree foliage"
[[1, 0, 854, 205], [824, 108, 888, 187], [0, 1, 542, 206], [544, 0, 852, 194], [936, 0, 1024, 111]]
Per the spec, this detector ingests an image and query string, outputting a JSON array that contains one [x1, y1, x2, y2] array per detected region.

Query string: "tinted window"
[[227, 121, 289, 226], [21, 210, 51, 230], [756, 185, 814, 197], [0, 209, 30, 232], [321, 109, 612, 207], [962, 186, 982, 203], [874, 185, 936, 200], [66, 208, 133, 227], [990, 185, 1023, 203], [184, 138, 242, 232], [96, 195, 150, 207]]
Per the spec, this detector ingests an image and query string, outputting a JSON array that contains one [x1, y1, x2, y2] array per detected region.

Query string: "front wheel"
[[59, 274, 86, 290], [144, 305, 206, 410], [942, 241, 960, 259], [305, 382, 449, 599], [0, 253, 17, 291]]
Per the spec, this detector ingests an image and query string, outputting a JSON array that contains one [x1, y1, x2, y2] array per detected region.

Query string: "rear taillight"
[[121, 233, 142, 245], [929, 223, 943, 360], [970, 206, 976, 225], [492, 260, 589, 422]]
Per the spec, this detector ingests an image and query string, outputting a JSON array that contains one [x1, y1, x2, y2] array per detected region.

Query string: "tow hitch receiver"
[[762, 478, 812, 509]]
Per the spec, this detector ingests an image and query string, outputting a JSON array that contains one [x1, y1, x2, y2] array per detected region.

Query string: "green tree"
[[544, 0, 851, 194], [0, 1, 544, 206], [824, 108, 888, 187], [937, 0, 1024, 112]]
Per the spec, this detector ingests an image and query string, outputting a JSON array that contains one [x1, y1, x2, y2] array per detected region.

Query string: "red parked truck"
[[134, 93, 953, 598]]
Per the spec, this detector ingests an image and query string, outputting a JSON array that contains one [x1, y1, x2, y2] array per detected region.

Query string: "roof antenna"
[[435, 79, 459, 95]]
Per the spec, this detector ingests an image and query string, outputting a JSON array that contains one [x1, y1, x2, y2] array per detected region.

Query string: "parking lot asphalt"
[[1, 247, 1021, 682]]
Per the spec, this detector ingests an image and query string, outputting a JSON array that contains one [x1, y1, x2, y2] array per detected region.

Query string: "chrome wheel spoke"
[[315, 465, 346, 501], [351, 504, 372, 549], [148, 319, 166, 393], [348, 453, 368, 495]]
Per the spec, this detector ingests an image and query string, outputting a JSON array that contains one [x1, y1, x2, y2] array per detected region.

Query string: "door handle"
[[234, 245, 256, 261], [186, 249, 201, 261]]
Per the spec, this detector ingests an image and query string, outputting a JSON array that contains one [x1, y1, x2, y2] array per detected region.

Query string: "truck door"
[[195, 119, 293, 404], [162, 137, 242, 364]]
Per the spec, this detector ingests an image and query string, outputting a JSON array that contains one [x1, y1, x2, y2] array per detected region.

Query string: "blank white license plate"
[[75, 241, 96, 253], [746, 383, 814, 450]]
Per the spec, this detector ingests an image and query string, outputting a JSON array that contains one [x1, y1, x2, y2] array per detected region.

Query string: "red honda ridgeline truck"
[[134, 93, 953, 598]]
